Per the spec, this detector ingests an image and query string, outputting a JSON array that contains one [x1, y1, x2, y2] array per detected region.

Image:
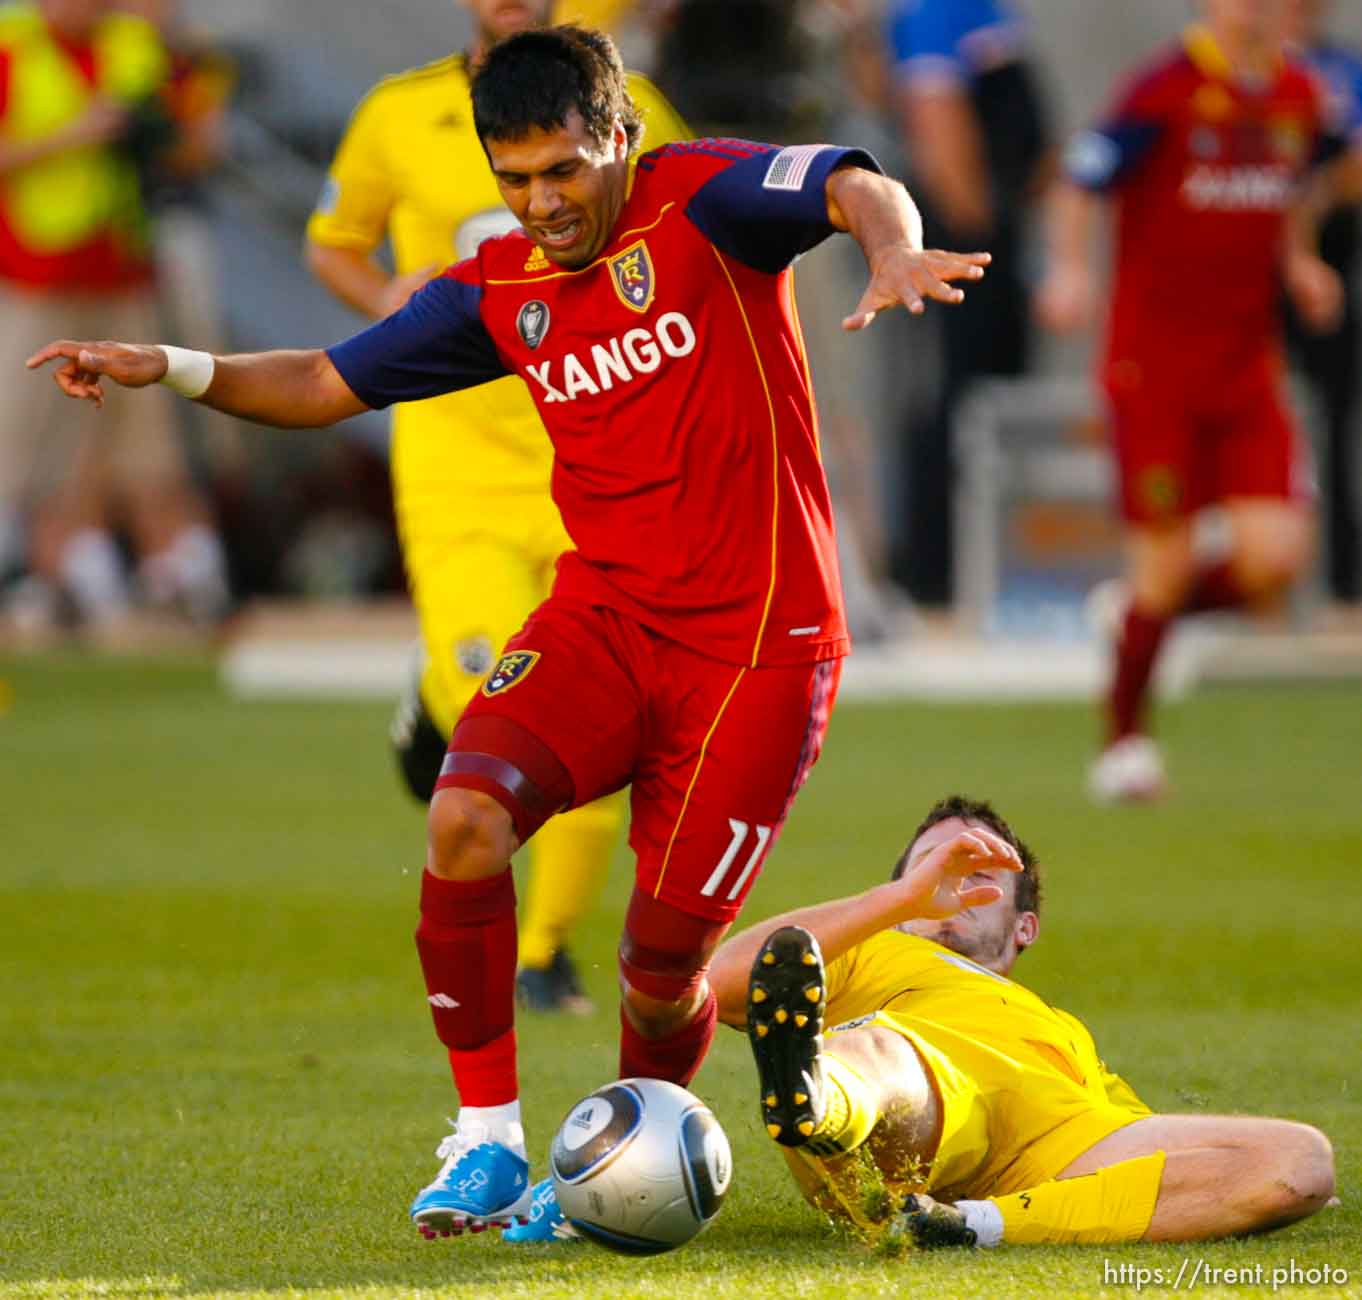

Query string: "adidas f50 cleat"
[[746, 925, 828, 1148], [502, 1177, 582, 1244], [410, 1120, 533, 1238]]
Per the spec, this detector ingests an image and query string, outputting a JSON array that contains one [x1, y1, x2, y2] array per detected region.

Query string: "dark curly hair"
[[472, 25, 643, 153], [890, 794, 1041, 918]]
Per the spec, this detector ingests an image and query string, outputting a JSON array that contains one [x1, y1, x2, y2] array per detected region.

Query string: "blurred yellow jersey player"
[[709, 796, 1336, 1248], [305, 0, 688, 1012]]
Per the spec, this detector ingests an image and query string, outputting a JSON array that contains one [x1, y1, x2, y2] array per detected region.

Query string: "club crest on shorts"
[[481, 650, 540, 696], [517, 300, 550, 349], [608, 240, 655, 313]]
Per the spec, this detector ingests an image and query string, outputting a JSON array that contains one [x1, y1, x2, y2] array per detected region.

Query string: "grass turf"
[[1, 654, 1358, 1298]]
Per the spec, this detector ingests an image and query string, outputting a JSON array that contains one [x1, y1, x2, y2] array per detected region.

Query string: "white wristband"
[[158, 346, 215, 399]]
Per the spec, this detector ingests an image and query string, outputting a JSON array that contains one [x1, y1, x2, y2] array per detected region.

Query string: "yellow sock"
[[517, 794, 623, 969], [806, 1054, 880, 1156], [963, 1151, 1166, 1245]]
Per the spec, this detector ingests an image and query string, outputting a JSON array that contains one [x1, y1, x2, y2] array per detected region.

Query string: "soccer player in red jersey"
[[1037, 0, 1348, 803], [28, 26, 989, 1234]]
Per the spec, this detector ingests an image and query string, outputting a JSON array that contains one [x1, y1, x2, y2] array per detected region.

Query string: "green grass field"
[[2, 655, 1359, 1299]]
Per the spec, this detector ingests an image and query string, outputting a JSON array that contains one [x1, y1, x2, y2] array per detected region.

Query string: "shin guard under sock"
[[618, 987, 717, 1086], [414, 868, 519, 1105]]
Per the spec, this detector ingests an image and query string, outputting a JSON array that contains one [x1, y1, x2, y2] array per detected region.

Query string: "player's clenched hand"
[[892, 827, 1022, 921], [25, 340, 168, 409], [843, 246, 990, 331], [1284, 250, 1343, 336]]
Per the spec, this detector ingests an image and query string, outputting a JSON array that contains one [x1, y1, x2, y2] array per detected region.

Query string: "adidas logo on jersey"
[[524, 245, 549, 271], [524, 311, 697, 403]]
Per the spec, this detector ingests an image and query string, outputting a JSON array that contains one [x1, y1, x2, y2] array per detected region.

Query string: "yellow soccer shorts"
[[795, 1010, 1146, 1216]]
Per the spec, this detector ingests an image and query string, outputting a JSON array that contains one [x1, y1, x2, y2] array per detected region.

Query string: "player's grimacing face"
[[898, 816, 1028, 971], [487, 111, 631, 269]]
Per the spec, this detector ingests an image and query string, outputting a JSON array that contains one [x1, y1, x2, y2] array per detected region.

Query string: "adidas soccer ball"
[[549, 1077, 732, 1254]]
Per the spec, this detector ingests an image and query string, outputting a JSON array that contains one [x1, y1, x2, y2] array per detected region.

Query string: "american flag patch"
[[762, 144, 831, 192]]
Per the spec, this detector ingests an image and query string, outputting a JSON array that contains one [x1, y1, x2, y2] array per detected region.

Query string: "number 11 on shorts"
[[700, 818, 772, 900]]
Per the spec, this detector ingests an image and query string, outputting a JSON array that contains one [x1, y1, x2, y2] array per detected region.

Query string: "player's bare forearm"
[[1045, 180, 1097, 267], [26, 341, 368, 428], [827, 167, 990, 329], [307, 242, 439, 320], [204, 350, 370, 427], [709, 884, 910, 1027], [306, 242, 390, 319], [901, 86, 994, 237], [827, 165, 923, 257], [1035, 180, 1099, 333]]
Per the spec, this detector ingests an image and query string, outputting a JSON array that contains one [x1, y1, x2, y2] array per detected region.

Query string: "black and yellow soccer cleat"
[[893, 1193, 978, 1248], [746, 925, 828, 1148]]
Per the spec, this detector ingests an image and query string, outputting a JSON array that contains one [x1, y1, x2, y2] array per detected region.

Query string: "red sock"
[[618, 988, 717, 1086], [1109, 606, 1169, 743], [1184, 561, 1245, 613], [414, 868, 519, 1106]]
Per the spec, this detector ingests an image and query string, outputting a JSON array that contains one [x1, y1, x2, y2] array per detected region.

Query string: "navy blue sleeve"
[[326, 273, 509, 410], [1062, 123, 1162, 192], [683, 143, 884, 275]]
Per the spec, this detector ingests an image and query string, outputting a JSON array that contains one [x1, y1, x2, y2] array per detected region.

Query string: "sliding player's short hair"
[[472, 25, 643, 153], [891, 794, 1042, 918]]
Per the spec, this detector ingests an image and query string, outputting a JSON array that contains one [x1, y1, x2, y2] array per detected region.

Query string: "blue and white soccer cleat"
[[410, 1119, 534, 1238], [502, 1177, 582, 1244]]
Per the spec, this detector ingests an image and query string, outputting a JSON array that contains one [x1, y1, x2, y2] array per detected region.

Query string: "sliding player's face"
[[487, 110, 631, 269], [464, 0, 554, 46], [898, 817, 1036, 975]]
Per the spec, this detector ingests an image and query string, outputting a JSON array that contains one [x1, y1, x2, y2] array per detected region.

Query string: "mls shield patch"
[[481, 650, 540, 696], [517, 300, 551, 350], [608, 241, 655, 313]]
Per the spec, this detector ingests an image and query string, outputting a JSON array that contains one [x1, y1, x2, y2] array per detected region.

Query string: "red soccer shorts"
[[1104, 355, 1313, 526], [435, 596, 842, 922]]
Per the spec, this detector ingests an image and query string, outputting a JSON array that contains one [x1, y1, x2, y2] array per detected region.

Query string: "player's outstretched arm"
[[1033, 179, 1099, 335], [25, 341, 369, 429], [826, 166, 991, 330], [708, 828, 1021, 1026]]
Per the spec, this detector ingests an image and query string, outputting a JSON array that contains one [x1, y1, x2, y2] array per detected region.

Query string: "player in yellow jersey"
[[305, 0, 689, 1012], [709, 796, 1336, 1247]]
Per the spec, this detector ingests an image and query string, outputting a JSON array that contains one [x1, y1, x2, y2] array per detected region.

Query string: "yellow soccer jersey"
[[307, 55, 689, 502], [822, 930, 1150, 1199]]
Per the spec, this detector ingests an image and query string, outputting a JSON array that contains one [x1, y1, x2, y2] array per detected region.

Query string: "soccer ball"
[[549, 1077, 732, 1254]]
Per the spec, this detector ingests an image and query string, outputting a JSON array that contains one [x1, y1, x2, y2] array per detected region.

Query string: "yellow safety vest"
[[0, 4, 166, 253]]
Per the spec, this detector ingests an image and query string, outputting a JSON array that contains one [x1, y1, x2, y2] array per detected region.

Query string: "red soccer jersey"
[[330, 139, 873, 668], [1064, 26, 1336, 382]]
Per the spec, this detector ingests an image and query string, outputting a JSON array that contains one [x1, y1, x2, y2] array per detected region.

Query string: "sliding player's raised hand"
[[843, 246, 991, 331], [893, 827, 1022, 921], [25, 340, 168, 408]]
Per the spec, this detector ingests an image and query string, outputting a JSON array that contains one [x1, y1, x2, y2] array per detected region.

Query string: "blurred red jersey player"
[[1037, 0, 1349, 802], [27, 25, 990, 1234]]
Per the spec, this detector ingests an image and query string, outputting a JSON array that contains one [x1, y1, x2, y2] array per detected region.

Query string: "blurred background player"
[[0, 0, 228, 643], [883, 0, 1052, 610], [1036, 0, 1348, 802], [1285, 0, 1362, 623], [709, 796, 1336, 1247], [304, 0, 689, 1013]]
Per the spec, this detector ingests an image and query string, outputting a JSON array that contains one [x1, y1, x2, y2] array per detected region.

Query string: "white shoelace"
[[430, 1117, 492, 1185]]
